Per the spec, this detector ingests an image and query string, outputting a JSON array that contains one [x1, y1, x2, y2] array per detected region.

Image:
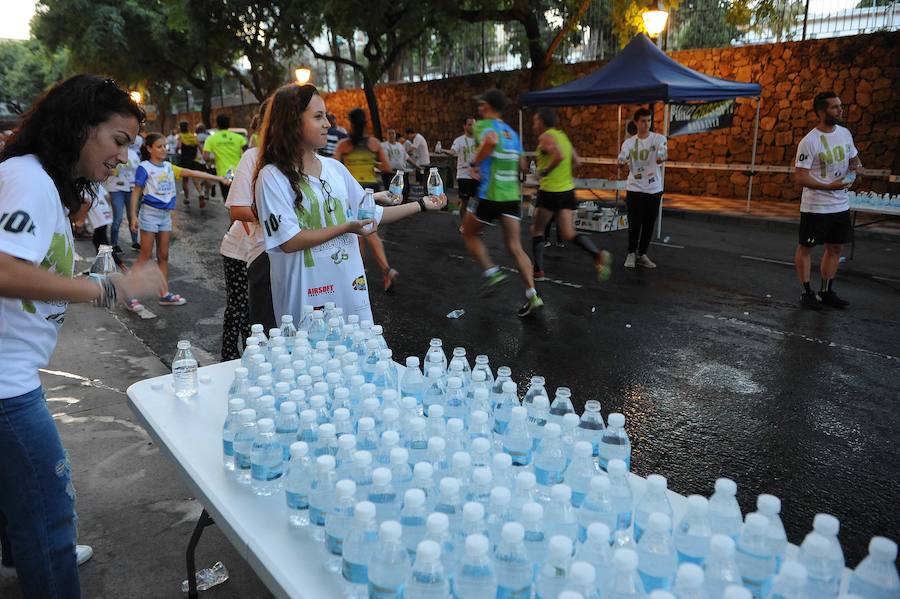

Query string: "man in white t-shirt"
[[381, 129, 415, 201], [444, 117, 478, 215], [405, 126, 430, 183], [793, 91, 861, 310]]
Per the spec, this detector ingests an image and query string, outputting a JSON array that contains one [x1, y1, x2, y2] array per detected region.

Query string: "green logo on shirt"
[[817, 134, 846, 177]]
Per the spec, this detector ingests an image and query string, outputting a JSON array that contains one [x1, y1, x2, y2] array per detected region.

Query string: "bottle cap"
[[338, 434, 356, 450], [372, 467, 391, 486], [574, 441, 592, 457], [452, 451, 471, 469], [472, 370, 486, 381], [472, 438, 490, 453], [493, 453, 512, 469], [416, 539, 441, 561], [316, 454, 335, 470], [229, 398, 246, 411], [649, 592, 676, 599], [686, 495, 709, 514], [427, 404, 444, 418], [354, 501, 376, 521], [676, 563, 704, 589], [802, 533, 831, 558], [404, 488, 426, 507], [473, 467, 492, 485], [587, 522, 610, 543], [390, 447, 409, 464], [608, 412, 625, 427], [334, 388, 350, 400], [440, 477, 460, 495], [299, 409, 316, 424], [381, 430, 400, 445], [544, 422, 561, 438], [177, 339, 191, 349], [358, 417, 375, 431], [613, 548, 638, 570], [551, 484, 572, 503], [869, 536, 898, 561], [501, 522, 525, 543], [463, 502, 485, 521], [778, 561, 808, 586], [589, 475, 610, 493], [447, 377, 462, 389], [470, 411, 488, 424], [465, 534, 489, 557], [517, 471, 536, 489], [289, 442, 309, 458], [379, 520, 402, 541], [410, 417, 426, 431], [426, 512, 449, 533], [352, 451, 372, 466], [647, 474, 667, 492], [256, 418, 274, 433], [413, 462, 433, 478], [812, 513, 839, 536], [607, 459, 627, 476], [756, 493, 780, 515], [715, 477, 737, 496], [318, 423, 335, 437], [490, 486, 511, 505], [570, 561, 596, 586], [533, 396, 550, 410], [511, 406, 527, 421], [447, 418, 465, 433], [502, 381, 517, 394], [428, 437, 446, 451], [522, 501, 543, 522], [335, 479, 356, 497]]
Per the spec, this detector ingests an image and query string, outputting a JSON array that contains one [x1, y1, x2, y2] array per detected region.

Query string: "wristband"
[[417, 198, 427, 213]]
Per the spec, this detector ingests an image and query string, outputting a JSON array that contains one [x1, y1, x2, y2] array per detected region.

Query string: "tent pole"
[[616, 104, 622, 206], [657, 103, 669, 239], [747, 96, 762, 213]]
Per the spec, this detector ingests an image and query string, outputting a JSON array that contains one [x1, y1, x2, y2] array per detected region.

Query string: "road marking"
[[740, 255, 795, 266], [448, 254, 583, 289], [651, 242, 685, 249], [703, 314, 900, 362], [872, 275, 900, 283]]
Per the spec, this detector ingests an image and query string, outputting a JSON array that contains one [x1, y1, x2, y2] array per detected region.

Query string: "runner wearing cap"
[[461, 89, 543, 317]]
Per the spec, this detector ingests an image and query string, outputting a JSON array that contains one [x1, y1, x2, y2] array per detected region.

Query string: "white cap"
[[372, 324, 383, 335], [558, 592, 585, 599], [251, 324, 264, 333], [390, 447, 409, 464], [257, 418, 275, 433], [722, 586, 752, 599], [410, 417, 426, 432], [234, 366, 249, 378], [778, 561, 808, 586], [353, 451, 372, 467], [309, 395, 325, 408], [290, 441, 309, 458], [428, 437, 446, 452], [473, 467, 492, 485], [350, 374, 365, 387], [358, 417, 375, 431], [229, 398, 246, 411], [574, 441, 592, 457], [316, 454, 335, 470], [404, 488, 426, 507], [648, 512, 671, 533], [757, 493, 781, 515], [647, 474, 667, 492], [470, 410, 488, 425], [413, 462, 433, 478], [318, 423, 336, 437], [447, 418, 465, 433], [372, 467, 392, 486], [281, 314, 293, 323], [587, 522, 611, 543], [381, 430, 400, 446], [517, 471, 536, 489], [245, 338, 260, 347], [440, 477, 460, 496], [608, 412, 625, 428], [416, 539, 441, 561], [533, 396, 550, 410], [510, 406, 527, 421], [239, 408, 257, 423], [338, 434, 356, 450], [675, 563, 704, 589], [335, 479, 356, 497], [296, 375, 312, 387], [366, 339, 379, 350], [544, 422, 561, 438], [502, 381, 517, 394], [379, 520, 402, 542], [269, 328, 282, 337], [613, 548, 638, 571], [428, 404, 444, 419], [570, 561, 596, 587], [257, 375, 273, 387], [275, 382, 291, 394], [501, 522, 525, 543], [300, 409, 316, 424], [176, 339, 192, 350], [257, 396, 275, 410], [490, 486, 511, 506], [548, 535, 573, 562], [362, 383, 377, 397], [427, 366, 442, 378], [710, 534, 736, 556], [802, 533, 831, 559], [589, 476, 610, 494], [686, 495, 709, 514], [401, 397, 418, 409], [363, 397, 380, 411], [715, 477, 737, 496], [279, 401, 296, 414], [463, 502, 485, 521], [246, 385, 263, 399], [522, 501, 543, 523], [472, 437, 490, 453], [447, 377, 462, 389], [406, 356, 420, 368], [551, 484, 572, 503], [813, 513, 840, 536], [452, 451, 471, 469], [493, 453, 512, 469], [744, 513, 769, 534], [426, 512, 449, 533], [465, 534, 490, 557], [289, 389, 306, 403], [869, 536, 898, 561], [649, 592, 676, 599], [354, 501, 376, 521], [608, 459, 627, 476]]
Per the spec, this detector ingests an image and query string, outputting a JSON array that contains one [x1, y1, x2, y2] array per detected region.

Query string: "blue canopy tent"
[[520, 33, 763, 229]]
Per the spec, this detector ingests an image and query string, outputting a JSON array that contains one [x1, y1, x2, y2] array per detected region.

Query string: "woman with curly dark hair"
[[0, 75, 163, 597]]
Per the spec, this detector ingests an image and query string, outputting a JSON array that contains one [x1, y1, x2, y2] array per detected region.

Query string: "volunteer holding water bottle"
[[253, 83, 445, 326]]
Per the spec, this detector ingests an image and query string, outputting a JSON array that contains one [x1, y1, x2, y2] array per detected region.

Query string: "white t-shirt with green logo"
[[255, 156, 383, 324], [0, 154, 75, 398], [102, 148, 140, 193], [618, 132, 667, 194], [451, 134, 477, 180], [795, 126, 857, 214]]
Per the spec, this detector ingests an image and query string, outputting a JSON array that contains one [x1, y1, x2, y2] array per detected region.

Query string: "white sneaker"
[[624, 253, 636, 268], [76, 544, 93, 566], [637, 254, 657, 268]]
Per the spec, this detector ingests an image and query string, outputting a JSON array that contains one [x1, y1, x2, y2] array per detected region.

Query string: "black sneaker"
[[131, 242, 141, 251], [817, 290, 849, 309], [112, 245, 123, 254], [800, 292, 823, 311]]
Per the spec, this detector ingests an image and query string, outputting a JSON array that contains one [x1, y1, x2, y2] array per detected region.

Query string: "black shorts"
[[469, 198, 521, 225], [457, 178, 478, 201], [177, 157, 203, 171], [798, 210, 851, 247], [536, 189, 577, 212]]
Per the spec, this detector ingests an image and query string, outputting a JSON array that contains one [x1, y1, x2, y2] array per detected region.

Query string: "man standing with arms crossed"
[[794, 91, 860, 310], [461, 89, 543, 317]]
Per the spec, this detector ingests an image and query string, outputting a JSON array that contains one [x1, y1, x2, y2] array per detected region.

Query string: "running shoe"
[[384, 268, 399, 293], [555, 242, 566, 248], [624, 253, 636, 268], [595, 250, 613, 282], [112, 245, 123, 254], [817, 290, 849, 309], [480, 271, 508, 297], [533, 269, 547, 282], [131, 242, 141, 251], [126, 298, 144, 312], [158, 292, 187, 306], [637, 254, 657, 269], [543, 240, 552, 248], [517, 294, 544, 317], [800, 292, 823, 311], [76, 545, 93, 566]]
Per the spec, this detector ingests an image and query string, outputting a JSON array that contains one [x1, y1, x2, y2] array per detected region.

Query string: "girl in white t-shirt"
[[129, 132, 227, 307], [253, 83, 445, 326]]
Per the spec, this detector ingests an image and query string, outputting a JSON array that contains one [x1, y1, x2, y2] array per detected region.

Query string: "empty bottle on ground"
[[173, 339, 199, 398], [536, 535, 573, 599], [605, 548, 647, 599], [708, 478, 743, 541], [284, 441, 313, 526], [455, 534, 497, 599], [368, 520, 411, 599], [767, 560, 808, 599], [703, 534, 742, 598], [494, 522, 533, 599], [342, 501, 378, 599], [598, 412, 631, 471], [848, 536, 900, 599], [735, 513, 776, 599], [635, 475, 674, 543], [674, 495, 713, 565], [406, 539, 450, 599], [637, 512, 678, 592]]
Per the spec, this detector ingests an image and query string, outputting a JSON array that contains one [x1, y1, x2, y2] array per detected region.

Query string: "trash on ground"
[[446, 309, 465, 319], [181, 561, 228, 592]]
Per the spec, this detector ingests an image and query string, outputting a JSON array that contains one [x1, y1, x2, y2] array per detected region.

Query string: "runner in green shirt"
[[203, 114, 247, 197]]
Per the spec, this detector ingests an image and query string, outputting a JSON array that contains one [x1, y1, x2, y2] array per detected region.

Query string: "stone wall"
[[170, 32, 899, 201]]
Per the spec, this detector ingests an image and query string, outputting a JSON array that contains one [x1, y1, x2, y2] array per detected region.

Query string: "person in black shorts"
[[176, 120, 202, 204], [793, 91, 861, 310]]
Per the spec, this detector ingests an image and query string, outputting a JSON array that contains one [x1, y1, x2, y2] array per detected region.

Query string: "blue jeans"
[[108, 190, 138, 246], [0, 386, 80, 598]]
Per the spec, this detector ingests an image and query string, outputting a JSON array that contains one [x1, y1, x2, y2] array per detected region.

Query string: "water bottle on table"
[[635, 474, 674, 543], [703, 534, 742, 598], [598, 412, 631, 471], [536, 535, 573, 599], [342, 501, 378, 599], [324, 479, 357, 572], [848, 536, 899, 599], [232, 409, 257, 484], [406, 540, 450, 599], [368, 520, 411, 598], [637, 512, 678, 592], [222, 398, 245, 471], [674, 495, 713, 565], [768, 560, 808, 599], [455, 534, 497, 599], [284, 442, 313, 526], [735, 513, 776, 598], [494, 522, 532, 599], [172, 340, 199, 398], [673, 563, 706, 599], [250, 418, 284, 496], [605, 548, 647, 599], [708, 478, 743, 541]]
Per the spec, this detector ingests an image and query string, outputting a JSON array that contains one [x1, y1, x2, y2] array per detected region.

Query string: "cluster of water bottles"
[[848, 191, 900, 209], [215, 305, 898, 599]]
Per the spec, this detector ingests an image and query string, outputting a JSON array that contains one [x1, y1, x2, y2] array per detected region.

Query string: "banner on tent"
[[668, 100, 735, 137]]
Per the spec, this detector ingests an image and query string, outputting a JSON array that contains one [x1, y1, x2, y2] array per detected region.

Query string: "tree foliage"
[[0, 39, 69, 114]]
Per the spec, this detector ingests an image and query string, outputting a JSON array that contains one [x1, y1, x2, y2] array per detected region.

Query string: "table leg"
[[187, 508, 216, 598]]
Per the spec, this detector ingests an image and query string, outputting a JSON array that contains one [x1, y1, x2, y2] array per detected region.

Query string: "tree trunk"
[[348, 36, 363, 88], [330, 29, 345, 89], [362, 74, 383, 140]]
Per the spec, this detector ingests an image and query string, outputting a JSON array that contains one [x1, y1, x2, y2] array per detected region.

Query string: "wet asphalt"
[[114, 189, 900, 567]]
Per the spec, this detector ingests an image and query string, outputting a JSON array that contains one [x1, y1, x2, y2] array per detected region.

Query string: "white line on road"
[[872, 275, 900, 283], [651, 242, 685, 249], [740, 255, 795, 266], [448, 254, 583, 289]]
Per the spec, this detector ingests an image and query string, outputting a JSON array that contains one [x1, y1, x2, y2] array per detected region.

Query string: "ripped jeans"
[[0, 386, 80, 598]]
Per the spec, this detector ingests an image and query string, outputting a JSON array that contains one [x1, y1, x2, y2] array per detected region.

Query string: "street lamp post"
[[643, 1, 669, 47], [129, 90, 143, 105], [295, 66, 312, 85]]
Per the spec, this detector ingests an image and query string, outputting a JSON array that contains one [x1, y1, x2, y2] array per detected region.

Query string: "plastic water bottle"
[[222, 398, 245, 471], [232, 409, 257, 484], [423, 513, 456, 590], [357, 188, 377, 233], [427, 167, 444, 197], [494, 522, 532, 599], [561, 413, 580, 465], [800, 533, 840, 598], [522, 375, 548, 408], [279, 314, 297, 352], [456, 533, 497, 598], [635, 475, 674, 543], [607, 459, 635, 546], [444, 377, 466, 421], [357, 416, 379, 452], [528, 395, 550, 451], [427, 437, 449, 479], [256, 394, 276, 422], [537, 535, 573, 599], [389, 447, 413, 496], [467, 370, 490, 412], [425, 338, 448, 373], [228, 367, 250, 401], [708, 478, 743, 541], [468, 410, 492, 442], [768, 560, 807, 599], [490, 364, 512, 402], [388, 170, 405, 203], [753, 495, 787, 570], [250, 419, 284, 496], [241, 343, 260, 371], [803, 514, 845, 583], [457, 501, 487, 552], [407, 539, 450, 599], [485, 486, 513, 550], [569, 561, 601, 599], [492, 452, 515, 491], [369, 467, 400, 524], [450, 451, 473, 494], [472, 354, 493, 385], [548, 386, 575, 426], [335, 434, 357, 479], [401, 357, 427, 405], [637, 513, 678, 592], [578, 475, 616, 543], [423, 367, 446, 414], [567, 441, 599, 507], [534, 422, 566, 493], [325, 479, 357, 571], [502, 406, 532, 467], [434, 477, 464, 533], [724, 586, 751, 599], [577, 400, 605, 458], [735, 513, 776, 598], [284, 442, 313, 526], [575, 522, 613, 592], [377, 429, 400, 466], [492, 381, 518, 436], [411, 462, 436, 511], [315, 422, 338, 458], [545, 484, 578, 541], [274, 402, 299, 461], [848, 536, 900, 598], [606, 548, 647, 598], [309, 455, 337, 541], [400, 487, 429, 557], [308, 311, 327, 347], [674, 495, 713, 565], [368, 520, 411, 598], [444, 420, 467, 460], [598, 413, 631, 471], [173, 340, 199, 398], [673, 563, 707, 599], [342, 501, 378, 599], [703, 534, 742, 598], [511, 471, 537, 519]]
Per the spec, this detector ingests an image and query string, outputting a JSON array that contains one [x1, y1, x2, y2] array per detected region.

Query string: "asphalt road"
[[113, 190, 899, 568]]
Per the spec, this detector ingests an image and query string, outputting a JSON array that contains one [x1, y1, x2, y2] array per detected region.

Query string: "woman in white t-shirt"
[[0, 75, 163, 597], [617, 107, 668, 269], [253, 83, 445, 325], [101, 146, 140, 251]]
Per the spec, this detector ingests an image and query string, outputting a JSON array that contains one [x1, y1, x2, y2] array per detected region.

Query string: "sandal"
[[158, 292, 187, 306], [126, 298, 144, 312]]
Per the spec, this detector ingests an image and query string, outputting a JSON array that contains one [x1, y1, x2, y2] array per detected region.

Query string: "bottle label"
[[309, 505, 326, 526], [325, 532, 344, 556], [222, 439, 234, 457], [286, 491, 308, 510], [571, 491, 586, 507], [428, 185, 444, 196], [639, 570, 674, 593], [503, 445, 532, 466], [342, 559, 368, 584], [368, 582, 403, 599], [534, 465, 564, 486], [235, 451, 251, 469], [497, 584, 532, 599], [676, 550, 704, 565], [616, 510, 633, 531], [389, 185, 403, 196], [251, 462, 283, 481]]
